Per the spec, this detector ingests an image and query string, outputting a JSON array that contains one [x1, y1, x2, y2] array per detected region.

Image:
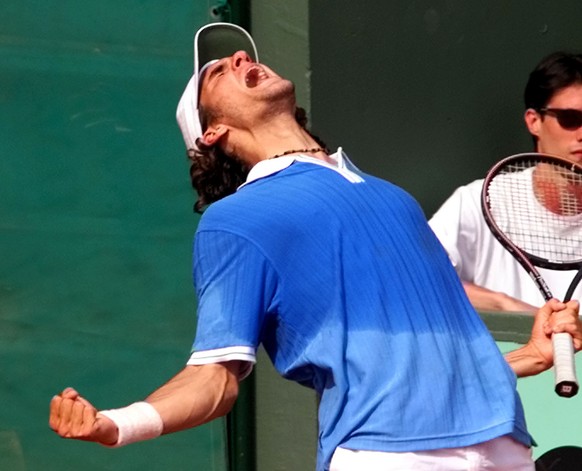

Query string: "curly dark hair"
[[187, 106, 328, 213]]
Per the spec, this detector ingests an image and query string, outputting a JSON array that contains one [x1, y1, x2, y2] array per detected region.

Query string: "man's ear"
[[201, 124, 228, 147], [524, 108, 542, 138]]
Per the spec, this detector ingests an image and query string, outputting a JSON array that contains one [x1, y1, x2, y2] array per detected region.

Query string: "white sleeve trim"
[[187, 346, 256, 380]]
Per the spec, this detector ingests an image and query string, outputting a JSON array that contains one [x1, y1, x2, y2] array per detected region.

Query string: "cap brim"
[[176, 22, 259, 150], [195, 22, 258, 74]]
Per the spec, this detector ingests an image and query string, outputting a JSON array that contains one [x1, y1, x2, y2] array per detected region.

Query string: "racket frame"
[[481, 152, 580, 398]]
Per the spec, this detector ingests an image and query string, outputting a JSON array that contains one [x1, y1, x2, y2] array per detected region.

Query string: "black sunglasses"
[[539, 108, 582, 130]]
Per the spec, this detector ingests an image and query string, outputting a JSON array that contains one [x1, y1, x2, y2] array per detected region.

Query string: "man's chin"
[[567, 152, 582, 164]]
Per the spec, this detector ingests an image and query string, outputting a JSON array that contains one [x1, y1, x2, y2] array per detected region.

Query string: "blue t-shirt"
[[188, 154, 529, 471]]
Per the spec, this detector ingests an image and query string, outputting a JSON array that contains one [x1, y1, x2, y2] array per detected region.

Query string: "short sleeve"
[[187, 229, 278, 379]]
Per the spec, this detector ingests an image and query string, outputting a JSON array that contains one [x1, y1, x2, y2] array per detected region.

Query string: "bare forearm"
[[463, 282, 537, 313], [505, 300, 582, 378], [505, 343, 549, 378], [146, 362, 241, 435], [49, 362, 242, 446]]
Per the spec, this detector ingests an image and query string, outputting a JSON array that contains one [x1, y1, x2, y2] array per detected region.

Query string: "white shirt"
[[428, 177, 582, 306], [240, 147, 363, 189]]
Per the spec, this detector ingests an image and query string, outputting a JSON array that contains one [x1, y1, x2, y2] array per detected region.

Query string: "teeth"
[[245, 66, 267, 88]]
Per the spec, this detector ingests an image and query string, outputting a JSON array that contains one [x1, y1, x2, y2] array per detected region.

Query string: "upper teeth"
[[246, 66, 267, 84]]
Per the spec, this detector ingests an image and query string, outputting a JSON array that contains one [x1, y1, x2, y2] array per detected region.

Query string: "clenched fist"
[[49, 387, 118, 445]]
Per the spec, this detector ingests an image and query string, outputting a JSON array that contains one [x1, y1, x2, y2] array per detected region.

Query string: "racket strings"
[[487, 161, 582, 264]]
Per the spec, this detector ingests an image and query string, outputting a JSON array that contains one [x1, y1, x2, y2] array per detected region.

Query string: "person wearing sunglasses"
[[524, 53, 582, 161], [429, 51, 582, 313]]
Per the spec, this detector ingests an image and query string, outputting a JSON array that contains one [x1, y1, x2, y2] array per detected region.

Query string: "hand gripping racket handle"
[[553, 269, 581, 398], [553, 332, 579, 397], [532, 273, 579, 397]]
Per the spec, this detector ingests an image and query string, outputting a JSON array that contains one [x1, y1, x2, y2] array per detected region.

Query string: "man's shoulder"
[[453, 178, 485, 195], [429, 178, 485, 232], [439, 178, 485, 210]]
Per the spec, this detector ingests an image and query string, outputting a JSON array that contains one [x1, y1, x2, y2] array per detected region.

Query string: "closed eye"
[[207, 63, 225, 83]]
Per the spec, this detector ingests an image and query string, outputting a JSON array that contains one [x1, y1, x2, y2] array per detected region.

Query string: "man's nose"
[[231, 50, 252, 70]]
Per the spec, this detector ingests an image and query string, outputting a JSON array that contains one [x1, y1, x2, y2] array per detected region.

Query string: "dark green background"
[[310, 1, 582, 217], [0, 1, 234, 469]]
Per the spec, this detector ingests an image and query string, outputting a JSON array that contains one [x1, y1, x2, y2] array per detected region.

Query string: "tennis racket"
[[481, 152, 582, 398]]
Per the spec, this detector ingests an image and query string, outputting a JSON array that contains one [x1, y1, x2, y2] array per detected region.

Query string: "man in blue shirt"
[[49, 23, 582, 471]]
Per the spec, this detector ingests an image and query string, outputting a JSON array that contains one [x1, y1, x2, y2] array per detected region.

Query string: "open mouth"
[[245, 65, 268, 88]]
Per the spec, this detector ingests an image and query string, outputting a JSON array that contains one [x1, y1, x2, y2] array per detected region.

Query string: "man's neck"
[[238, 115, 327, 165]]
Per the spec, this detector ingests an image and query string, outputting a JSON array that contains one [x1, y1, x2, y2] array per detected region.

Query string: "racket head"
[[481, 152, 582, 272], [481, 152, 581, 397]]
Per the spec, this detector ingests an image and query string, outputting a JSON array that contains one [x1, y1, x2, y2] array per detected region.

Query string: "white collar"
[[239, 147, 363, 190]]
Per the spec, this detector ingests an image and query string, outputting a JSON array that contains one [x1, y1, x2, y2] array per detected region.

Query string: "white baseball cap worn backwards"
[[176, 22, 259, 150]]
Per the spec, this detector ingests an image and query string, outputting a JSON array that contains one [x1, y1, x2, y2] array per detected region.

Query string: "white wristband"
[[98, 402, 164, 447]]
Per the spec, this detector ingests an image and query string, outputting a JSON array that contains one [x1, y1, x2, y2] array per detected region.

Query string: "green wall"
[[0, 1, 238, 469], [309, 1, 582, 217]]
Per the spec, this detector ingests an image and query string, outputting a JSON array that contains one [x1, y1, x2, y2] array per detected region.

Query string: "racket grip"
[[552, 332, 579, 398]]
